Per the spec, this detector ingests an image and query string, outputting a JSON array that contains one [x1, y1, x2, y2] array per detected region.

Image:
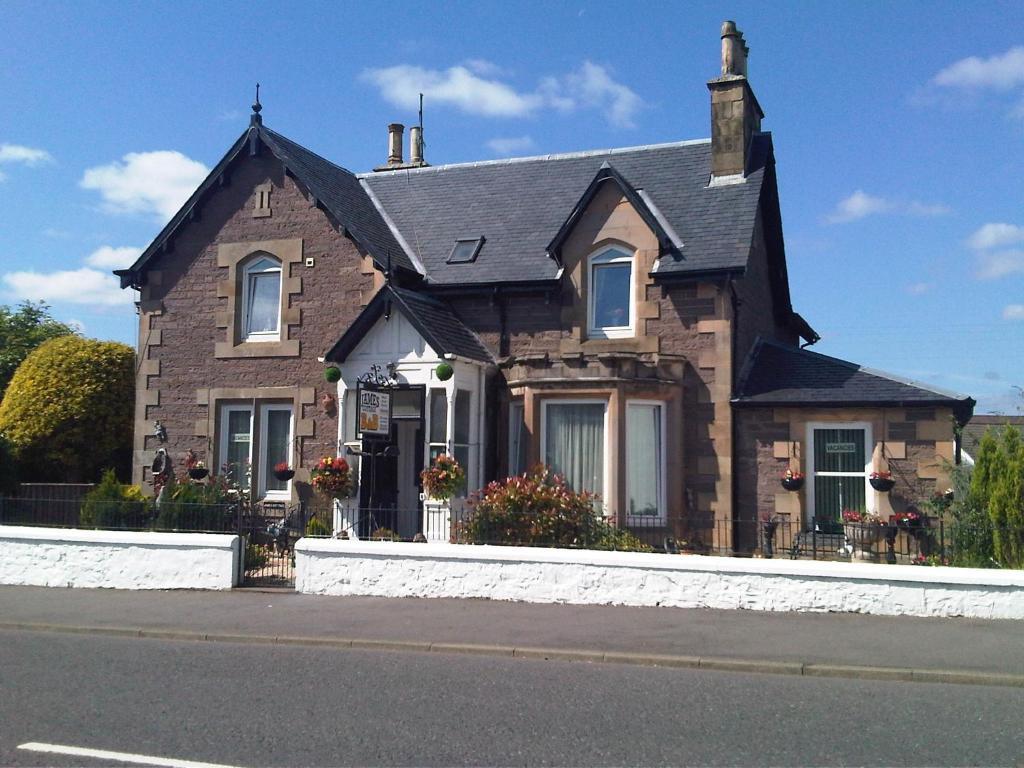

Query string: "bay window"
[[626, 401, 665, 522], [542, 400, 607, 500]]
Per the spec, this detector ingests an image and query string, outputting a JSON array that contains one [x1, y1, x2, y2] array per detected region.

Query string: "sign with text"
[[357, 384, 392, 438], [825, 442, 857, 454]]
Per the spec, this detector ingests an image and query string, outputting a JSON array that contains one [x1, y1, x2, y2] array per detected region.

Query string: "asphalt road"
[[2, 630, 1023, 767]]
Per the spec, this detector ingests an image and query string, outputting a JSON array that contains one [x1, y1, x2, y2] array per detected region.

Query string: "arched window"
[[241, 254, 282, 341], [588, 246, 634, 338]]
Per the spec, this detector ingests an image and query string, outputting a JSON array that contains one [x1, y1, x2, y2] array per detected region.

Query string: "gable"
[[348, 311, 434, 363]]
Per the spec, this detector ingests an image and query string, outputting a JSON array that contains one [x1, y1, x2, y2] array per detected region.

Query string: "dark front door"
[[359, 436, 398, 536]]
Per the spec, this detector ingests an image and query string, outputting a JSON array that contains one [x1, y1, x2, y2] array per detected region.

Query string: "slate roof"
[[733, 338, 975, 422], [324, 284, 494, 365], [360, 135, 770, 286], [962, 415, 1024, 457]]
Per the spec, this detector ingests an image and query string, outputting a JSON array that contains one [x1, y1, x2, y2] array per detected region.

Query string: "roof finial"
[[250, 83, 263, 126]]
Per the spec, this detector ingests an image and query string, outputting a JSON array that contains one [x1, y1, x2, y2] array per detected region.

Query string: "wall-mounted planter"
[[869, 477, 896, 492], [781, 477, 805, 492], [188, 467, 208, 481]]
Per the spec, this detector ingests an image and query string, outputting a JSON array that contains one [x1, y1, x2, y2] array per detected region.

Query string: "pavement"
[[2, 585, 1023, 688]]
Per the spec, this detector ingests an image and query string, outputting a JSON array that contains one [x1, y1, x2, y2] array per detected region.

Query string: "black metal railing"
[[0, 495, 237, 533]]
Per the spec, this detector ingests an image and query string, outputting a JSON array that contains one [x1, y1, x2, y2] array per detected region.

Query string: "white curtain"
[[627, 403, 661, 516], [544, 403, 604, 498]]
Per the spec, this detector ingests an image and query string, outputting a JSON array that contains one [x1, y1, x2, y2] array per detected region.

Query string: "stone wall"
[[296, 539, 1024, 620], [133, 152, 375, 492], [0, 526, 240, 590]]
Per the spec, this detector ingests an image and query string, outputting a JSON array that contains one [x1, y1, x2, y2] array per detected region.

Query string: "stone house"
[[116, 21, 973, 550]]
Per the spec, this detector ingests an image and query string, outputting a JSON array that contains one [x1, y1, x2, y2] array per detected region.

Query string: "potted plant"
[[273, 462, 295, 482], [310, 456, 353, 499], [185, 449, 208, 480], [760, 512, 780, 558], [780, 468, 804, 492], [420, 454, 466, 501], [869, 470, 896, 492]]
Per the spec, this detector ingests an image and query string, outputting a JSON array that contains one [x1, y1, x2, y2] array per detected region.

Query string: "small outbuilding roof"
[[733, 338, 975, 423]]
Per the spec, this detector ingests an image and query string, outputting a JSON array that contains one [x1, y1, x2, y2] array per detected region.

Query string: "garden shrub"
[[81, 469, 148, 529], [0, 335, 134, 482], [965, 426, 1024, 568], [305, 516, 331, 537], [155, 479, 234, 532], [460, 466, 651, 552]]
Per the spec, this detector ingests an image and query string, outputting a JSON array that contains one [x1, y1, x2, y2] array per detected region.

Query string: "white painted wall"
[[0, 526, 241, 590], [295, 539, 1024, 620]]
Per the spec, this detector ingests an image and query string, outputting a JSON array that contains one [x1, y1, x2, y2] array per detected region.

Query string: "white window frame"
[[805, 421, 874, 525], [218, 404, 254, 490], [588, 245, 635, 339], [539, 398, 609, 511], [625, 399, 667, 525], [257, 403, 294, 501], [241, 254, 282, 342]]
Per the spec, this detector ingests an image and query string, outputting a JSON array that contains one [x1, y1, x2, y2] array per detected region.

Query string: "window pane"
[[627, 404, 661, 516], [428, 389, 447, 444], [247, 272, 280, 335], [264, 409, 291, 492], [593, 263, 630, 328], [509, 403, 527, 476], [544, 403, 604, 497], [391, 389, 422, 420], [454, 390, 471, 444], [813, 429, 865, 472], [226, 409, 252, 489]]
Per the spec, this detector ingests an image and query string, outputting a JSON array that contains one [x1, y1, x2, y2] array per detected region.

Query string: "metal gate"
[[237, 501, 333, 587]]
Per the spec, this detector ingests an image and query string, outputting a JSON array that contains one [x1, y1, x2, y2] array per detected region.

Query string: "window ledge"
[[215, 340, 300, 359]]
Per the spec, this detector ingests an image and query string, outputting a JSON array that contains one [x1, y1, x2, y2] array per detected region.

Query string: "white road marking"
[[17, 742, 244, 768]]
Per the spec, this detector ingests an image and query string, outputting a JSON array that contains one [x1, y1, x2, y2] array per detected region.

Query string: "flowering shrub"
[[459, 466, 651, 552], [841, 509, 883, 525], [421, 454, 465, 500], [311, 457, 352, 498]]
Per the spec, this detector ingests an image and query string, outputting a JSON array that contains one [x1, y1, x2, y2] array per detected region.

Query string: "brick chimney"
[[707, 20, 764, 180]]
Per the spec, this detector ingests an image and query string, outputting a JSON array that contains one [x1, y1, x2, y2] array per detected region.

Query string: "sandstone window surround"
[[587, 244, 636, 339], [215, 238, 302, 358]]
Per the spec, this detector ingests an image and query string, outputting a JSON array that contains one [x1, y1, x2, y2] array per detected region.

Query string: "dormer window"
[[588, 246, 634, 338], [242, 255, 282, 341]]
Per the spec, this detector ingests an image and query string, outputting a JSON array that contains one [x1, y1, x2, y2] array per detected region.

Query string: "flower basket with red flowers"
[[891, 510, 923, 529], [310, 456, 352, 499], [869, 470, 895, 492], [420, 454, 466, 501], [780, 468, 805, 491], [273, 462, 295, 482]]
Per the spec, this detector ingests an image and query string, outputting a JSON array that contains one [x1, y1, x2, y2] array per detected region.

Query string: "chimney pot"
[[708, 20, 763, 179], [410, 126, 424, 165], [720, 20, 748, 77], [387, 123, 405, 166]]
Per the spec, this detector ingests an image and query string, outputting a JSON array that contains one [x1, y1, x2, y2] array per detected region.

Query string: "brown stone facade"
[[132, 152, 375, 495], [735, 405, 957, 550]]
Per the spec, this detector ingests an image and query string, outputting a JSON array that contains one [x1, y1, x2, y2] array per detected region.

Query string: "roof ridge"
[[356, 138, 711, 178]]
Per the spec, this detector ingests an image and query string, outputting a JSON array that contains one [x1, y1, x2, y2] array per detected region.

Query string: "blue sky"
[[1, 1, 1022, 413]]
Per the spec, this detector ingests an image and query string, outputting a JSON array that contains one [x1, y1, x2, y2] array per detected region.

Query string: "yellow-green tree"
[[0, 336, 134, 482]]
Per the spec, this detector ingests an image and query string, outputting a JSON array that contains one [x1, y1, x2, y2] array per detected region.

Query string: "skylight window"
[[447, 236, 485, 264]]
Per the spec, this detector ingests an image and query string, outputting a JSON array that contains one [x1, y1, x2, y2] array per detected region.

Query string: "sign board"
[[825, 442, 857, 454], [357, 384, 392, 438]]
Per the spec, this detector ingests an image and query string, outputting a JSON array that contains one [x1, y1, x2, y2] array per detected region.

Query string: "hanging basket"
[[436, 362, 454, 381], [274, 468, 296, 482], [781, 476, 805, 492], [870, 476, 896, 492], [188, 467, 208, 480], [324, 366, 342, 383]]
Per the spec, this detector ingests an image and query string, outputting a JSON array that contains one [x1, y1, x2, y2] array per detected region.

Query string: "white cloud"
[[967, 222, 1024, 250], [361, 60, 644, 128], [85, 245, 143, 269], [2, 267, 131, 307], [80, 150, 209, 220], [933, 46, 1024, 90], [486, 136, 536, 156], [977, 249, 1024, 280], [1002, 304, 1024, 320], [0, 143, 54, 166], [826, 190, 951, 224]]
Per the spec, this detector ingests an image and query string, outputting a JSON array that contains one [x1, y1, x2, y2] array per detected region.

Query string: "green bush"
[[460, 466, 651, 552], [0, 335, 133, 482], [305, 516, 331, 536], [155, 479, 234, 532], [81, 469, 148, 529], [969, 426, 1024, 568], [245, 540, 269, 571]]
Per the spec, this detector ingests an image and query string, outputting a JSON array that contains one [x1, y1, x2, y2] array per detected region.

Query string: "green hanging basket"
[[324, 366, 341, 383], [435, 362, 454, 381]]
